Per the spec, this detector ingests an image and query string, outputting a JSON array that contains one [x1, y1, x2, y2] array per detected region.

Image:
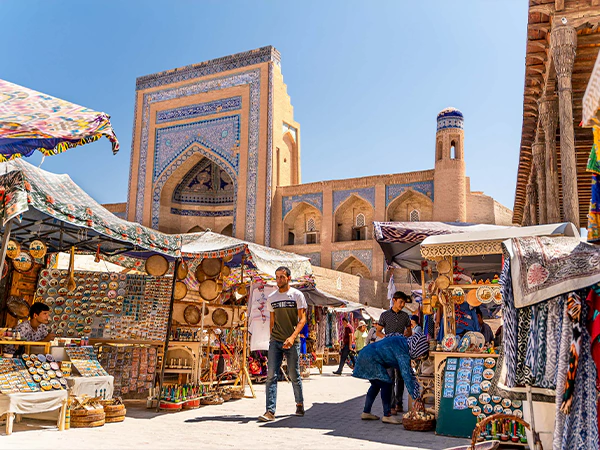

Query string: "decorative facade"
[[120, 47, 512, 282]]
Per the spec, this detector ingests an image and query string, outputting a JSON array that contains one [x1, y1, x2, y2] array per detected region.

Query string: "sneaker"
[[258, 411, 275, 422], [295, 404, 305, 416], [361, 412, 380, 420], [333, 371, 342, 375], [382, 415, 402, 425]]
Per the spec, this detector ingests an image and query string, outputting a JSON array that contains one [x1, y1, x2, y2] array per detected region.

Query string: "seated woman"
[[352, 332, 429, 424]]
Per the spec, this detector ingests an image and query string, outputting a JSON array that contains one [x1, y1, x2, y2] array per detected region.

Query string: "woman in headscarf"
[[352, 333, 429, 424]]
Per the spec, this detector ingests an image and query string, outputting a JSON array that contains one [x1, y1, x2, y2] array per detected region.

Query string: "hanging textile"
[[561, 292, 585, 413], [542, 296, 564, 388], [501, 257, 518, 388], [587, 126, 600, 243], [588, 284, 600, 390]]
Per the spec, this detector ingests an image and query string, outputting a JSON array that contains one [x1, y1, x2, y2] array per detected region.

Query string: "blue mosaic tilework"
[[282, 193, 323, 219], [156, 96, 242, 124], [264, 63, 274, 246], [302, 252, 321, 267], [436, 108, 464, 132], [136, 46, 280, 90], [154, 115, 240, 179], [385, 181, 434, 207], [133, 69, 262, 240], [170, 208, 234, 217], [172, 158, 234, 205], [332, 250, 373, 272], [333, 187, 375, 212], [152, 146, 238, 229]]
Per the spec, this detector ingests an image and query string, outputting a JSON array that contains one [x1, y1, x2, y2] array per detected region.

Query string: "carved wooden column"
[[531, 132, 547, 224], [539, 95, 561, 222], [526, 166, 538, 225], [551, 24, 580, 228]]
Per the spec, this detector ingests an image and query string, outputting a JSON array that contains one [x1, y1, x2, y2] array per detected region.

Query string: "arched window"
[[287, 231, 295, 245], [410, 209, 420, 222], [450, 140, 456, 159], [306, 217, 316, 232], [356, 213, 366, 227]]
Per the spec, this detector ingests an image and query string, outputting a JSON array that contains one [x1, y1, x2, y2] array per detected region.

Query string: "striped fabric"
[[407, 332, 429, 359]]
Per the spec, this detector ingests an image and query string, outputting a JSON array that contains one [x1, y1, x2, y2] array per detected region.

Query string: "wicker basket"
[[229, 387, 244, 400], [402, 403, 436, 432]]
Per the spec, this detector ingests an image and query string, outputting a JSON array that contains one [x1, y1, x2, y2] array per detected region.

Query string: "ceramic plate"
[[483, 369, 495, 380], [493, 287, 503, 305], [491, 395, 502, 404], [483, 403, 493, 414], [442, 335, 458, 352], [467, 396, 478, 407], [479, 393, 491, 404], [484, 357, 496, 369], [477, 286, 493, 304], [502, 398, 512, 408], [471, 406, 481, 416], [515, 409, 523, 418], [493, 404, 504, 414], [512, 400, 522, 408], [480, 380, 491, 392]]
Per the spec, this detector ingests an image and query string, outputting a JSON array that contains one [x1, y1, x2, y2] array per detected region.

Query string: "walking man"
[[258, 266, 307, 422], [376, 291, 412, 413], [333, 317, 355, 375]]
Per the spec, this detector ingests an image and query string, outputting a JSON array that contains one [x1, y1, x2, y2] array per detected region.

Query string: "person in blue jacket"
[[352, 332, 428, 424]]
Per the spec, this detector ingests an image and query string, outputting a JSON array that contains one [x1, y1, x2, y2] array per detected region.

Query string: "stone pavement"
[[2, 370, 470, 450]]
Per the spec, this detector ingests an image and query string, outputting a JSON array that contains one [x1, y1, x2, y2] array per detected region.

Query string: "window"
[[356, 213, 366, 227], [410, 209, 420, 222], [287, 231, 295, 245], [352, 227, 367, 241], [450, 140, 456, 159], [305, 232, 318, 244], [306, 217, 316, 232]]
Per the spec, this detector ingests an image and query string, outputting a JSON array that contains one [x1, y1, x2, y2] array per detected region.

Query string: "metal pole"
[[155, 257, 180, 411]]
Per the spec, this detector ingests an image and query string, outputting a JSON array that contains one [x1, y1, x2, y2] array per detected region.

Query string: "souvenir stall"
[[494, 236, 600, 450], [0, 160, 182, 432], [416, 223, 579, 444], [153, 231, 314, 411]]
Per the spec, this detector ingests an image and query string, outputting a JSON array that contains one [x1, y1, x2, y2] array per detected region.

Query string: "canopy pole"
[[155, 257, 180, 411], [0, 219, 14, 282]]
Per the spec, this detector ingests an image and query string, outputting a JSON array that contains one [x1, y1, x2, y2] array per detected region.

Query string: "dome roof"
[[437, 107, 464, 120]]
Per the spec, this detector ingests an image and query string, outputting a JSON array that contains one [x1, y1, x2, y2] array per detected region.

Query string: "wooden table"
[[0, 340, 52, 355]]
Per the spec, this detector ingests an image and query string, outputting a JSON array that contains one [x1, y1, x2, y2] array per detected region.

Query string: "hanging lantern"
[[29, 240, 47, 259]]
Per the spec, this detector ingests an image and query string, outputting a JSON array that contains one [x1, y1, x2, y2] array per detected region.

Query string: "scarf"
[[560, 292, 583, 414]]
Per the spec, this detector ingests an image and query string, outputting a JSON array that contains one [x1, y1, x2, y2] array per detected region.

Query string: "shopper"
[[353, 333, 428, 424], [376, 291, 412, 413], [333, 317, 355, 374], [410, 315, 423, 335], [354, 320, 368, 352], [258, 266, 307, 422]]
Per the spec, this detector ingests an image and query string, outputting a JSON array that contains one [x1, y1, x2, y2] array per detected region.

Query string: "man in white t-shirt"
[[258, 266, 307, 422]]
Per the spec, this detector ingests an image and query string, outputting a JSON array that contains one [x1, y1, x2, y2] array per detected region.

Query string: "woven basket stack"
[[69, 397, 106, 428], [100, 398, 126, 423]]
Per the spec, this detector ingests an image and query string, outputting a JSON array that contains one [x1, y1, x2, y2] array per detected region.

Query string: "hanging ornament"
[[6, 240, 20, 259], [94, 243, 101, 263], [67, 247, 76, 292], [29, 240, 47, 259]]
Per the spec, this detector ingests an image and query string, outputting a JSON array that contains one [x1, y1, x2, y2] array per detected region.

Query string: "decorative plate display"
[[512, 400, 522, 408], [54, 306, 64, 315], [13, 252, 34, 273], [483, 403, 493, 414], [457, 335, 471, 352], [484, 357, 496, 369], [480, 380, 491, 392], [471, 406, 481, 416], [492, 287, 503, 305], [442, 335, 458, 352], [51, 270, 61, 278], [476, 286, 493, 304], [452, 287, 465, 304], [503, 408, 512, 415], [101, 273, 109, 281], [483, 369, 495, 380], [455, 382, 470, 396], [514, 409, 523, 418], [502, 398, 512, 408], [479, 393, 491, 404], [493, 404, 504, 414], [491, 395, 501, 404], [453, 394, 468, 410], [467, 396, 478, 407], [49, 279, 59, 287], [477, 413, 486, 421], [465, 332, 485, 349], [457, 368, 472, 382]]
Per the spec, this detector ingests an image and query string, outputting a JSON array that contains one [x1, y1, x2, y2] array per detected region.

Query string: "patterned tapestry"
[[0, 79, 119, 160], [587, 126, 600, 243], [172, 157, 234, 206], [504, 236, 600, 309]]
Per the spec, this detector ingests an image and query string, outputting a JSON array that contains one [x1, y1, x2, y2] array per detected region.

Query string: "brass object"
[[221, 265, 231, 277], [195, 266, 207, 282], [436, 259, 451, 274]]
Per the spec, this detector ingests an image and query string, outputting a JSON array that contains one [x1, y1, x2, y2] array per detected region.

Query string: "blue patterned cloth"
[[352, 335, 421, 400], [501, 257, 518, 387]]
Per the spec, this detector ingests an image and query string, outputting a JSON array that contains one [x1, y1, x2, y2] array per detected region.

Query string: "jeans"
[[266, 340, 304, 414], [390, 369, 405, 409], [364, 379, 393, 417], [335, 345, 353, 373]]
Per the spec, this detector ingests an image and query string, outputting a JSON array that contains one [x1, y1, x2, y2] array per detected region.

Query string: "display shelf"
[[89, 339, 163, 346], [448, 284, 498, 289]]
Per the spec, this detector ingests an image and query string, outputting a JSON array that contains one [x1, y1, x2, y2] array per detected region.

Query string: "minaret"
[[433, 107, 467, 222]]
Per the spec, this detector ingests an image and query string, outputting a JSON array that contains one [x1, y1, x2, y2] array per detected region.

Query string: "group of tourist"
[[258, 268, 428, 425]]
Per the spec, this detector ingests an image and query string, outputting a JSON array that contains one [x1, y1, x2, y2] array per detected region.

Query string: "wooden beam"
[[555, 0, 564, 12]]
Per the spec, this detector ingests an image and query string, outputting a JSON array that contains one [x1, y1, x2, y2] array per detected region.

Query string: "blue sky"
[[1, 1, 528, 211]]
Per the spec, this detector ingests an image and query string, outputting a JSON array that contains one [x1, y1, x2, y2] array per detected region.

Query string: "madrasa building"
[[109, 46, 512, 283]]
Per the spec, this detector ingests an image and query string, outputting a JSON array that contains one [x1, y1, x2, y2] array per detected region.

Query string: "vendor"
[[4, 303, 55, 355], [475, 308, 494, 344], [352, 333, 429, 424]]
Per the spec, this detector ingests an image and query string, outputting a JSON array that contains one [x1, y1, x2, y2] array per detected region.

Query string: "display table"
[[66, 375, 114, 399], [0, 340, 52, 355], [0, 390, 67, 435]]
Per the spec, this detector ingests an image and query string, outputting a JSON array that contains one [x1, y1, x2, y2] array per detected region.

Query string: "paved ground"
[[2, 368, 470, 450]]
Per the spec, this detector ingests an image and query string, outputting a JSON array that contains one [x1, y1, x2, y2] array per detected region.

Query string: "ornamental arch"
[[334, 194, 374, 242], [387, 189, 433, 222], [283, 201, 322, 245], [337, 256, 371, 278]]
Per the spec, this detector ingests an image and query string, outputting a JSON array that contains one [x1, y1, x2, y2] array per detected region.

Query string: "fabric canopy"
[[0, 159, 181, 257], [181, 231, 312, 279], [300, 287, 346, 307], [582, 50, 600, 127], [373, 221, 509, 270], [0, 79, 119, 161]]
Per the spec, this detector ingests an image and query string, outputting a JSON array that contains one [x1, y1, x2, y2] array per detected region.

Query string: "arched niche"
[[387, 189, 433, 222], [276, 131, 299, 187], [188, 225, 205, 233], [283, 201, 322, 245], [337, 256, 371, 278], [157, 151, 236, 234], [221, 223, 233, 237], [334, 194, 374, 242]]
